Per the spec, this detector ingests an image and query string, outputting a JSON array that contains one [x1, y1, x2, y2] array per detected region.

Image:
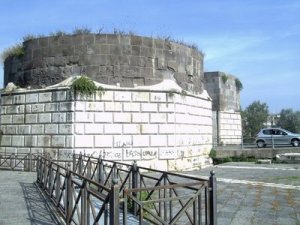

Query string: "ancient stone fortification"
[[4, 34, 203, 93], [0, 79, 212, 170], [1, 33, 243, 169], [204, 72, 242, 145]]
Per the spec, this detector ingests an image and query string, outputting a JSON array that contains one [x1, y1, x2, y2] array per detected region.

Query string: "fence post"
[[81, 181, 88, 225], [79, 152, 83, 175], [66, 170, 73, 225], [98, 156, 104, 185], [36, 156, 40, 183], [110, 178, 120, 225], [55, 168, 61, 205], [72, 151, 76, 172], [29, 151, 32, 172], [209, 171, 217, 225], [132, 160, 138, 216], [10, 153, 16, 170]]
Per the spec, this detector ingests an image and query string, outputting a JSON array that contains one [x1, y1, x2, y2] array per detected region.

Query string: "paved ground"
[[184, 162, 300, 225], [0, 171, 60, 225], [1, 163, 299, 225]]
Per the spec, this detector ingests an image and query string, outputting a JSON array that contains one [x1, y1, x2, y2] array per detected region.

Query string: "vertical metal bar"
[[205, 187, 208, 225], [72, 152, 76, 172], [10, 153, 16, 169], [49, 163, 54, 195], [56, 168, 61, 205], [87, 159, 91, 179], [36, 156, 40, 183], [209, 171, 217, 225], [169, 185, 173, 221], [98, 157, 104, 192], [198, 194, 202, 225], [81, 181, 87, 225], [66, 170, 73, 225], [193, 199, 197, 225], [132, 160, 138, 216], [109, 178, 120, 225], [79, 153, 83, 175], [29, 151, 32, 172], [164, 174, 167, 221], [123, 193, 128, 225]]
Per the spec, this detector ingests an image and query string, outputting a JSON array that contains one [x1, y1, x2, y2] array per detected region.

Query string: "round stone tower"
[[4, 34, 204, 93]]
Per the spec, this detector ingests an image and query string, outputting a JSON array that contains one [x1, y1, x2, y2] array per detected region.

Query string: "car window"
[[262, 129, 272, 135]]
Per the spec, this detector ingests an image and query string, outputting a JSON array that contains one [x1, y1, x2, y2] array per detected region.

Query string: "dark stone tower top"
[[4, 33, 204, 93], [204, 71, 241, 111]]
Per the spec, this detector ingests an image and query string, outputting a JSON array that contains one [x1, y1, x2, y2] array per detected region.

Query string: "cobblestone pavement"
[[184, 162, 300, 225], [0, 171, 60, 225]]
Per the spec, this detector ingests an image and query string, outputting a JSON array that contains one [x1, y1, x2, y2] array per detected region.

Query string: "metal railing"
[[39, 153, 217, 225], [1, 152, 217, 225], [0, 152, 38, 171]]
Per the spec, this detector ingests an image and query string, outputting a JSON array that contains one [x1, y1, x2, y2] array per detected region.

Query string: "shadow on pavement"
[[20, 182, 61, 225]]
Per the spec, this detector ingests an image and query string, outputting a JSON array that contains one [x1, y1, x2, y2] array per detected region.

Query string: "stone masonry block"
[[65, 135, 74, 148], [12, 115, 25, 124], [1, 135, 12, 146], [51, 136, 65, 147], [6, 125, 17, 134], [26, 93, 39, 103], [75, 101, 85, 111], [132, 113, 149, 123], [2, 95, 13, 105], [94, 135, 113, 147], [114, 91, 132, 101], [37, 135, 51, 147], [113, 113, 131, 123], [150, 93, 167, 102], [25, 136, 37, 147], [52, 113, 66, 123], [123, 124, 140, 134], [19, 125, 31, 134], [105, 102, 122, 111], [132, 92, 149, 102], [94, 112, 113, 123], [31, 125, 44, 134], [45, 124, 58, 134], [75, 124, 84, 134], [75, 112, 94, 122], [85, 124, 103, 134], [31, 104, 45, 113], [59, 124, 73, 134], [141, 124, 158, 134], [75, 135, 94, 147], [150, 135, 167, 147], [96, 91, 112, 101], [6, 106, 18, 114], [113, 135, 132, 147], [39, 113, 52, 123], [60, 102, 75, 111], [150, 113, 167, 123], [132, 135, 149, 147], [12, 136, 24, 146], [123, 103, 140, 112], [25, 114, 38, 123], [159, 103, 175, 112], [53, 91, 67, 101], [45, 103, 59, 112], [159, 124, 175, 134], [86, 102, 104, 111], [39, 92, 52, 102], [1, 115, 12, 124], [141, 103, 158, 112], [104, 124, 122, 134]]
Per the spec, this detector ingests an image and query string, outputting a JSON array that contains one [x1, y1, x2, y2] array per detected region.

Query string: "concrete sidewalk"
[[0, 171, 60, 225], [185, 162, 300, 225]]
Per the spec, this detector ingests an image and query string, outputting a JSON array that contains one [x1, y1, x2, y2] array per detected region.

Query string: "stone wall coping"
[[1, 76, 212, 101]]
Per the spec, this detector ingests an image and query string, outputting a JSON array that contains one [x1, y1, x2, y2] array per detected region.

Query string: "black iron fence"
[[0, 152, 217, 225]]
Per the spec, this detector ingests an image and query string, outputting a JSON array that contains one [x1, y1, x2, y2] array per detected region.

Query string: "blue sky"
[[0, 0, 299, 112]]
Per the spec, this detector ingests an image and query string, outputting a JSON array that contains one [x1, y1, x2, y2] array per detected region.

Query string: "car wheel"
[[291, 139, 299, 147], [256, 140, 265, 148]]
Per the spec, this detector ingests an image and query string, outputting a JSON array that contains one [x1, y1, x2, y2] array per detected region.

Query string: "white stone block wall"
[[218, 111, 242, 145], [0, 86, 213, 170]]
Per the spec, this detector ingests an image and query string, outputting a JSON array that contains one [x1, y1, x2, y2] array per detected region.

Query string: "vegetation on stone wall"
[[221, 74, 229, 84], [1, 43, 24, 60], [71, 76, 104, 97], [235, 78, 243, 92]]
